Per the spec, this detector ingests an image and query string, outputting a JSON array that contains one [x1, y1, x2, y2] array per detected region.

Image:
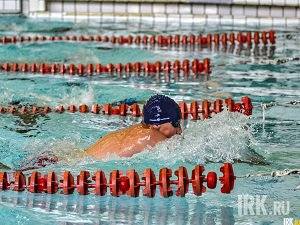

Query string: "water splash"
[[135, 111, 265, 166], [15, 133, 86, 171]]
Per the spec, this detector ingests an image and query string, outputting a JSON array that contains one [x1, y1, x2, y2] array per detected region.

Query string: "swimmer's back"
[[86, 123, 166, 158]]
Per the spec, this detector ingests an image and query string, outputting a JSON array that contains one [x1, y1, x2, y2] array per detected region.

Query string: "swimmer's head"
[[143, 94, 182, 138]]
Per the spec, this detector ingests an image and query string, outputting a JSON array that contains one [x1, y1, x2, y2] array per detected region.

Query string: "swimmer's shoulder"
[[130, 123, 167, 143], [85, 123, 146, 156], [127, 123, 165, 139]]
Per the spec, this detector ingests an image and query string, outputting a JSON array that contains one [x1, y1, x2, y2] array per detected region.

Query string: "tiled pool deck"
[[0, 0, 299, 26]]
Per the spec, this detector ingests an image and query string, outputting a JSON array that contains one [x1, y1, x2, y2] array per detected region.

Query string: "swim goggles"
[[171, 120, 181, 128]]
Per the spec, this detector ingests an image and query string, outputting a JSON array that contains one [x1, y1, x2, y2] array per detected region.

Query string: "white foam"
[[136, 110, 260, 165]]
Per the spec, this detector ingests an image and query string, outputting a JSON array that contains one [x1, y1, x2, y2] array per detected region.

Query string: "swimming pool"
[[0, 16, 299, 224]]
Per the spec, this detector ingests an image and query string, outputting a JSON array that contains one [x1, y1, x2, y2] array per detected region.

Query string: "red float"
[[134, 62, 141, 73], [107, 64, 114, 73], [77, 64, 85, 76], [203, 58, 210, 74], [207, 34, 212, 45], [229, 33, 235, 45], [13, 171, 26, 191], [159, 168, 173, 197], [126, 169, 140, 197], [155, 61, 162, 73], [51, 64, 57, 73], [86, 64, 94, 75], [254, 32, 259, 44], [61, 171, 75, 195], [56, 105, 65, 113], [142, 168, 156, 198], [134, 35, 141, 45], [127, 35, 133, 44], [102, 104, 112, 115], [92, 170, 107, 196], [8, 106, 17, 114], [59, 64, 66, 74], [174, 166, 189, 197], [246, 32, 252, 45], [191, 165, 206, 196], [115, 63, 123, 73], [269, 31, 275, 44], [142, 35, 148, 45], [125, 63, 133, 73], [182, 35, 188, 45], [225, 98, 235, 112], [0, 172, 10, 190], [79, 104, 89, 113], [214, 99, 223, 113], [77, 171, 90, 195], [149, 35, 156, 45], [12, 63, 19, 72], [119, 104, 127, 116], [191, 59, 199, 74], [21, 64, 28, 72], [3, 63, 10, 71], [43, 106, 52, 113], [68, 64, 76, 75], [119, 176, 130, 192], [182, 59, 190, 74], [45, 171, 58, 194], [174, 35, 180, 45], [261, 31, 267, 45], [109, 170, 123, 197], [164, 61, 171, 74], [190, 101, 200, 120], [178, 101, 189, 120], [221, 33, 227, 45], [173, 60, 181, 74], [130, 103, 141, 117], [214, 34, 220, 45], [205, 172, 217, 189], [91, 104, 101, 114], [202, 100, 211, 119], [219, 163, 235, 194], [28, 171, 43, 193]]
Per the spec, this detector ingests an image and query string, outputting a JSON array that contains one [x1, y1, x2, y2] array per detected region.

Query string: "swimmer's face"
[[154, 122, 182, 138]]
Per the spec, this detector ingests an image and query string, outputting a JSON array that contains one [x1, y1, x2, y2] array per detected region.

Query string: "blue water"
[[0, 17, 300, 225]]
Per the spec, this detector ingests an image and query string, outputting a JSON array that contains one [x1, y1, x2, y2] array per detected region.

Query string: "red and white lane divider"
[[0, 31, 275, 46], [0, 96, 253, 119], [0, 58, 211, 76]]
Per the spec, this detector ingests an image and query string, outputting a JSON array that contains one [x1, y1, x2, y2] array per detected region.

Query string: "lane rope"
[[0, 163, 235, 197], [0, 96, 253, 119], [0, 163, 298, 198], [238, 169, 300, 178], [0, 31, 276, 46], [0, 58, 211, 76]]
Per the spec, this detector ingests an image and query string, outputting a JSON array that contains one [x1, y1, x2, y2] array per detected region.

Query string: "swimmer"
[[86, 94, 182, 158], [1, 94, 182, 171]]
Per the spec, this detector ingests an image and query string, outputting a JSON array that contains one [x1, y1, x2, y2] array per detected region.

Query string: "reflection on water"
[[0, 192, 235, 225]]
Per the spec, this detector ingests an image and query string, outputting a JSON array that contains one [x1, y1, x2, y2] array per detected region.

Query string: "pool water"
[[0, 17, 299, 225]]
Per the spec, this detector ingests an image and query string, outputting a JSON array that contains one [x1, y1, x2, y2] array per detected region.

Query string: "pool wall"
[[0, 0, 299, 26]]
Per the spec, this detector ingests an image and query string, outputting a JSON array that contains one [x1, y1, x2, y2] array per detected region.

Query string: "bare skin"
[[86, 122, 182, 158]]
